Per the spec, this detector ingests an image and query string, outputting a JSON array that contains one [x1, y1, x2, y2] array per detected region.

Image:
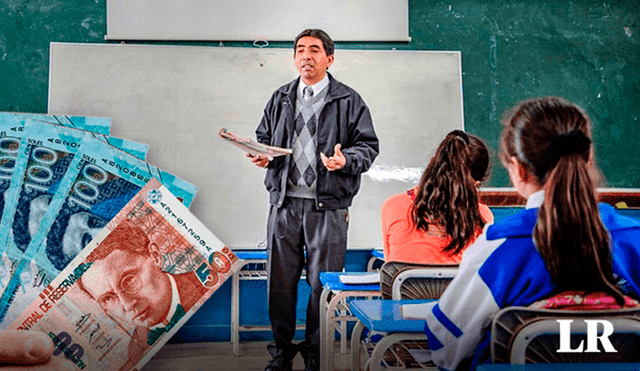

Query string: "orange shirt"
[[380, 187, 494, 264]]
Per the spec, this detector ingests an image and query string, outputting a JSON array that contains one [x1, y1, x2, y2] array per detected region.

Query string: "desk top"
[[370, 249, 384, 259], [320, 272, 380, 291], [477, 364, 640, 371], [233, 250, 268, 260], [350, 299, 435, 333]]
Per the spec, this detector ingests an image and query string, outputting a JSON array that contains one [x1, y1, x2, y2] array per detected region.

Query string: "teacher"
[[248, 28, 379, 371]]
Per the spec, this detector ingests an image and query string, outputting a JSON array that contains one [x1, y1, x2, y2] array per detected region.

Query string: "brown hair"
[[499, 96, 624, 304], [411, 130, 490, 255]]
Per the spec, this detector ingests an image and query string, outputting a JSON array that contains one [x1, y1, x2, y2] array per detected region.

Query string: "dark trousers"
[[266, 197, 349, 361]]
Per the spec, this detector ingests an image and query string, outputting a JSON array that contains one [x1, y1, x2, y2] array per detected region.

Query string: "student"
[[404, 96, 640, 370], [380, 130, 493, 265]]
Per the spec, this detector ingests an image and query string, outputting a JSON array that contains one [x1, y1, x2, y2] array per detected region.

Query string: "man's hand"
[[247, 153, 270, 168], [320, 144, 346, 171], [0, 330, 73, 370]]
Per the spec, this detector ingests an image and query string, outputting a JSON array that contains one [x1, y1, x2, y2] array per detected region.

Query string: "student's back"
[[381, 130, 493, 264], [381, 190, 492, 264], [405, 97, 640, 370]]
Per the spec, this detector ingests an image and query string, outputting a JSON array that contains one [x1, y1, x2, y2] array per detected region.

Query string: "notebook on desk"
[[339, 272, 380, 285]]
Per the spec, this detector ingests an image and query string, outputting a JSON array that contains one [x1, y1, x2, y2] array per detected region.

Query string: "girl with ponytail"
[[405, 97, 640, 370], [499, 96, 624, 304], [381, 130, 493, 264]]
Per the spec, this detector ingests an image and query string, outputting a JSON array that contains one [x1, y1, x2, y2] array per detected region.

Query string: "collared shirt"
[[149, 274, 179, 330], [525, 190, 544, 209], [297, 74, 329, 100]]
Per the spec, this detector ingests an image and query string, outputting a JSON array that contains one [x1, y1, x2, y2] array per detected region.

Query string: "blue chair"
[[367, 249, 385, 271]]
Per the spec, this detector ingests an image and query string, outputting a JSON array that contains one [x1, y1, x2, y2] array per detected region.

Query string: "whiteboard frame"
[[105, 0, 410, 42]]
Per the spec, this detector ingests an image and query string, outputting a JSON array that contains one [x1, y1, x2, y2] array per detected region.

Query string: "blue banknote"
[[0, 137, 197, 327], [0, 121, 149, 286], [0, 121, 95, 259], [0, 118, 27, 296], [0, 113, 113, 309], [0, 112, 111, 136], [93, 134, 149, 161], [0, 122, 123, 326]]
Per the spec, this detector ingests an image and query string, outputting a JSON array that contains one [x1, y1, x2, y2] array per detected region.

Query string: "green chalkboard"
[[0, 0, 638, 187], [406, 1, 640, 188]]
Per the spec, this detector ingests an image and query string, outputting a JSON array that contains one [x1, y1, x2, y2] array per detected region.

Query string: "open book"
[[219, 127, 292, 158]]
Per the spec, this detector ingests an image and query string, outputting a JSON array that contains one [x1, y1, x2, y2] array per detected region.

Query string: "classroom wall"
[[0, 0, 638, 188]]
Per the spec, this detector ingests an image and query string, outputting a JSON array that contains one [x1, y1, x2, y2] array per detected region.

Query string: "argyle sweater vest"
[[286, 87, 328, 199]]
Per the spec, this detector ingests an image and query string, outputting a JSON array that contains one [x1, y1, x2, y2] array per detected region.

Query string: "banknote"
[[0, 121, 103, 262], [0, 121, 84, 308], [218, 127, 292, 158], [0, 137, 197, 327], [0, 120, 149, 306], [93, 134, 149, 161], [0, 117, 27, 296], [10, 178, 242, 371], [0, 112, 111, 136], [0, 113, 112, 234], [0, 113, 114, 316]]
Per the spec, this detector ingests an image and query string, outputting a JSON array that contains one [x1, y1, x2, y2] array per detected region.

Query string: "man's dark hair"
[[294, 29, 334, 56]]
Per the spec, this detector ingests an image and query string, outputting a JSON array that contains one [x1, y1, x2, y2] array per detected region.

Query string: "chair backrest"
[[379, 261, 458, 300], [491, 305, 640, 364]]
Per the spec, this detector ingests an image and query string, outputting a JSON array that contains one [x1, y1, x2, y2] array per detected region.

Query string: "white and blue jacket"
[[419, 191, 640, 370]]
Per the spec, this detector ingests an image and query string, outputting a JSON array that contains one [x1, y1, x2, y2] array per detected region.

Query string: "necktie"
[[303, 86, 314, 101]]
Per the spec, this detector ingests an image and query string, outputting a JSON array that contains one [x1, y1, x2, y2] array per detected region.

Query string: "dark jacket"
[[256, 74, 379, 210]]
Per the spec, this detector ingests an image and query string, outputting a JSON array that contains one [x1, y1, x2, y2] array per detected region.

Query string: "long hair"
[[410, 130, 489, 255], [499, 96, 624, 305]]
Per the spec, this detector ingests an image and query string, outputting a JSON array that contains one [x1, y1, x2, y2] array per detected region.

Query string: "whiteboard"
[[48, 42, 463, 249], [106, 0, 410, 42]]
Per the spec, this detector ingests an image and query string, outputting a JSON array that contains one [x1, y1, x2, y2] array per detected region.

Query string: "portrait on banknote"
[[0, 136, 197, 329], [46, 211, 109, 270], [11, 179, 241, 371]]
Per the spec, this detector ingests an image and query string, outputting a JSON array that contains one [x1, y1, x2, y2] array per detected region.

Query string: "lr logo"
[[556, 319, 618, 353]]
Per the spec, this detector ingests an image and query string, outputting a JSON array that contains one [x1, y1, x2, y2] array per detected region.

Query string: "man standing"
[[248, 29, 379, 371]]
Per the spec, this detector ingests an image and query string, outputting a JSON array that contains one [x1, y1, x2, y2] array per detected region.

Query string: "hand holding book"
[[218, 128, 291, 159]]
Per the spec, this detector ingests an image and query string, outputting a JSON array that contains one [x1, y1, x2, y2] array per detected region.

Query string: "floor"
[[142, 341, 354, 371]]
